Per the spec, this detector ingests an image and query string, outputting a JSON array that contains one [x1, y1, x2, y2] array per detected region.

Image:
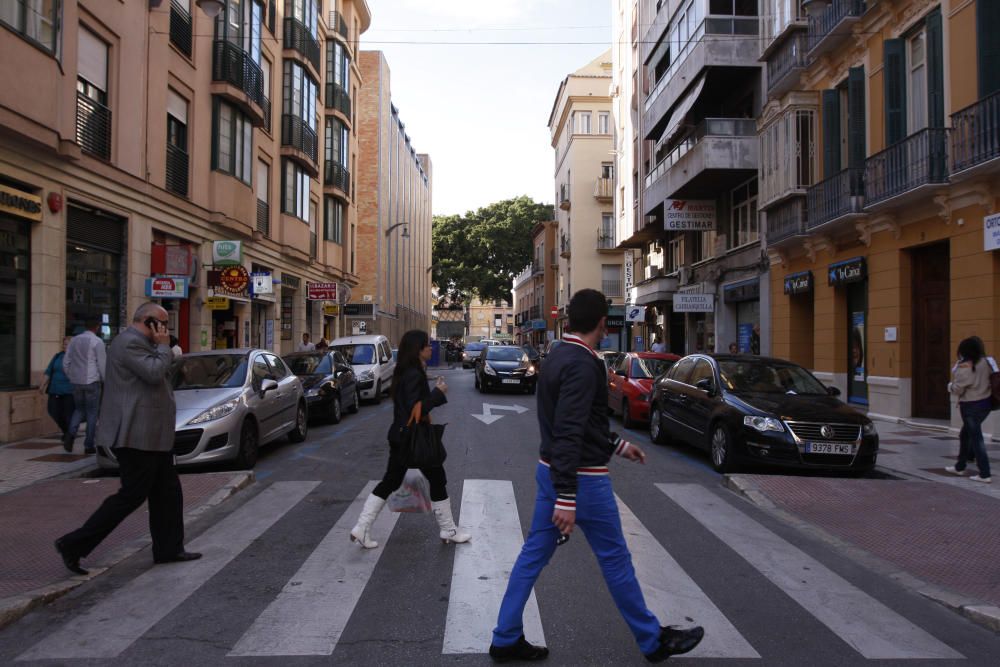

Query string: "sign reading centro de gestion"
[[673, 294, 715, 312], [985, 213, 1000, 251], [664, 199, 716, 231]]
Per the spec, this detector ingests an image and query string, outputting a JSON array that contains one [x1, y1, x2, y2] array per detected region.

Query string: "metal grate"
[[76, 92, 111, 160], [325, 82, 351, 118], [212, 40, 266, 111], [169, 0, 192, 57], [283, 17, 321, 71], [256, 199, 270, 236], [325, 162, 350, 193], [281, 114, 318, 162], [165, 143, 189, 197], [784, 421, 861, 443]]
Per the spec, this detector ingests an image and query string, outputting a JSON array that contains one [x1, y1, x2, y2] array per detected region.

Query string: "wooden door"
[[912, 243, 950, 419]]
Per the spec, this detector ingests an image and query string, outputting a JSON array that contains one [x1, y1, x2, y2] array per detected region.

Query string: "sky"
[[362, 0, 613, 217]]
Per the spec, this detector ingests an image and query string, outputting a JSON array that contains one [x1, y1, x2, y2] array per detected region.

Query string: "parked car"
[[598, 351, 624, 378], [283, 349, 359, 424], [540, 339, 563, 358], [521, 343, 541, 373], [608, 352, 680, 427], [648, 354, 878, 474], [474, 345, 537, 394], [462, 341, 488, 369], [480, 339, 502, 346], [330, 334, 395, 403], [96, 349, 308, 471]]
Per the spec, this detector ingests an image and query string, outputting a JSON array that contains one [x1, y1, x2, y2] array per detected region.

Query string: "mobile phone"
[[556, 533, 570, 546], [144, 317, 158, 331]]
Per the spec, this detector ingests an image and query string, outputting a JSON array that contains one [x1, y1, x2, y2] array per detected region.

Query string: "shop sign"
[[151, 244, 195, 276], [984, 213, 1000, 251], [212, 240, 243, 266], [625, 305, 645, 322], [606, 317, 625, 328], [307, 282, 338, 301], [144, 276, 189, 299], [531, 319, 547, 330], [206, 296, 230, 310], [352, 320, 369, 335], [0, 183, 43, 222], [251, 272, 273, 295], [828, 257, 866, 286], [623, 249, 634, 298], [217, 265, 250, 296], [323, 304, 340, 316], [664, 199, 715, 231], [783, 271, 813, 295], [723, 279, 759, 304], [673, 294, 715, 312]]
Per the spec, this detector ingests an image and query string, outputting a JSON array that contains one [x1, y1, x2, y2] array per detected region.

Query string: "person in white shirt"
[[297, 332, 316, 352], [62, 319, 107, 454], [650, 337, 667, 353]]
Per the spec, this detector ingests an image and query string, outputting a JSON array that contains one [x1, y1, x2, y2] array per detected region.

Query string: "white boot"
[[432, 499, 471, 544], [350, 494, 386, 548]]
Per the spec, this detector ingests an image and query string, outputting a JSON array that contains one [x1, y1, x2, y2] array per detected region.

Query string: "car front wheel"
[[329, 395, 342, 424], [348, 388, 360, 413], [288, 401, 308, 442], [649, 405, 668, 445], [709, 422, 735, 474]]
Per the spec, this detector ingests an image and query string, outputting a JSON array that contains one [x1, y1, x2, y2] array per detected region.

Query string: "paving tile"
[[878, 438, 915, 445], [8, 442, 61, 451], [28, 454, 90, 463]]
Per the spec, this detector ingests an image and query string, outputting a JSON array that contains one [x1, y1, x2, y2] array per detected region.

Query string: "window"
[[600, 213, 614, 245], [598, 111, 610, 135], [324, 195, 344, 243], [76, 28, 110, 159], [217, 0, 263, 64], [665, 234, 683, 273], [728, 177, 759, 248], [569, 111, 576, 134], [0, 0, 59, 53], [284, 0, 317, 38], [692, 229, 717, 263], [282, 158, 310, 220], [579, 112, 592, 134], [601, 264, 622, 297], [283, 60, 317, 130], [759, 108, 815, 204], [908, 29, 928, 133], [166, 90, 189, 197], [689, 359, 714, 387], [325, 116, 348, 166], [213, 99, 253, 183], [262, 56, 272, 115], [169, 0, 192, 56], [326, 39, 350, 91], [601, 162, 614, 179]]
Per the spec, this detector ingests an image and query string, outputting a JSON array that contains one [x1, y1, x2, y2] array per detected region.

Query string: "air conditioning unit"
[[644, 265, 663, 280]]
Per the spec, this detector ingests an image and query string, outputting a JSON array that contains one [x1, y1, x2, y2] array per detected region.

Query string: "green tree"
[[432, 196, 553, 303]]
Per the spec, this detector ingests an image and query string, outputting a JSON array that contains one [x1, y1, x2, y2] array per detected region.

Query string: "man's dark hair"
[[567, 289, 608, 335], [84, 318, 101, 330]]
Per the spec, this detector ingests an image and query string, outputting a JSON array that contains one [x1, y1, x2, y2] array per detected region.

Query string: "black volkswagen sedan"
[[283, 350, 360, 424], [648, 354, 878, 474], [475, 345, 538, 394]]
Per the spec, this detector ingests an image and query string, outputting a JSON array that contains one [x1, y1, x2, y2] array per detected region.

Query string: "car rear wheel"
[[348, 388, 360, 413], [329, 395, 342, 424], [288, 401, 308, 442], [709, 422, 735, 474], [649, 405, 668, 445], [235, 419, 259, 469], [622, 400, 635, 429]]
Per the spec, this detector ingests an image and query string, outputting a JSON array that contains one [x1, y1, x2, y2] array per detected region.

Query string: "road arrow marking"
[[471, 403, 529, 425]]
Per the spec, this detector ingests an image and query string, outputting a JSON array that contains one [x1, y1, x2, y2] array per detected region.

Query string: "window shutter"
[[883, 39, 907, 145], [847, 67, 866, 176], [167, 89, 188, 124], [977, 0, 1000, 96], [78, 28, 108, 92], [822, 89, 841, 178], [926, 9, 944, 128]]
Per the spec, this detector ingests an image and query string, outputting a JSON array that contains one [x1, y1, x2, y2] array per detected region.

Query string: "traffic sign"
[[550, 306, 558, 318]]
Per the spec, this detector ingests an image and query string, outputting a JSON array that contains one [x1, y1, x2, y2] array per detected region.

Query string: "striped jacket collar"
[[562, 333, 597, 357]]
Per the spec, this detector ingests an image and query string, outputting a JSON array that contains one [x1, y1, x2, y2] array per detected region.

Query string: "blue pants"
[[68, 382, 101, 450], [957, 398, 992, 478], [492, 463, 661, 654]]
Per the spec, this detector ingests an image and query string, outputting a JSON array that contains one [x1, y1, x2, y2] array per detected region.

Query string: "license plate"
[[805, 442, 856, 455], [502, 379, 520, 384]]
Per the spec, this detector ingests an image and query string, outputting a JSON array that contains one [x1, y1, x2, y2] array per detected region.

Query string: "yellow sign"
[[323, 304, 340, 316], [206, 296, 230, 310], [0, 184, 43, 222]]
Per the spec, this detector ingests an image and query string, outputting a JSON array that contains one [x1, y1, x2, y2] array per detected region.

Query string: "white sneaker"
[[969, 475, 992, 484], [944, 466, 965, 476]]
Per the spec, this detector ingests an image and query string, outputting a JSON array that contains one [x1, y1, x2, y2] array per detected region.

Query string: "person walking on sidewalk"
[[349, 329, 471, 549], [489, 289, 704, 663], [62, 319, 107, 454], [946, 336, 992, 483], [55, 303, 202, 575], [41, 336, 75, 442]]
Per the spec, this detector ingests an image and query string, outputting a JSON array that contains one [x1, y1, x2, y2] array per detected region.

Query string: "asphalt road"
[[2, 366, 999, 666]]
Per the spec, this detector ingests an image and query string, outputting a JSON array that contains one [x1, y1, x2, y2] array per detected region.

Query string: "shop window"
[[0, 217, 30, 388], [66, 204, 124, 343]]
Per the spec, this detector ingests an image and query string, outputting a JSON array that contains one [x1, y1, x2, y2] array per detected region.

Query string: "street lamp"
[[384, 222, 410, 239], [196, 0, 225, 18]]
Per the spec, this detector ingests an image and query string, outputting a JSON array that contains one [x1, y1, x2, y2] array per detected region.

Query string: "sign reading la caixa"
[[828, 257, 866, 286], [784, 271, 813, 295]]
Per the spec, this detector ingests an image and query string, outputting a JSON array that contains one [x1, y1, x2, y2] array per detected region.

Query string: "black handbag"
[[405, 402, 447, 468]]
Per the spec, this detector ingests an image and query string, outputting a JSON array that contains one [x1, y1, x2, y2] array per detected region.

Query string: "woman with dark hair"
[[946, 336, 992, 483], [349, 329, 471, 547]]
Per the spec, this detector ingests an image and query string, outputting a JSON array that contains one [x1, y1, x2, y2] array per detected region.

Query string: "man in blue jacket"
[[489, 289, 704, 663]]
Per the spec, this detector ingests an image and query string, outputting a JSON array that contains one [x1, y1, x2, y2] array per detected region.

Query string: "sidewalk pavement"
[[727, 419, 1000, 632]]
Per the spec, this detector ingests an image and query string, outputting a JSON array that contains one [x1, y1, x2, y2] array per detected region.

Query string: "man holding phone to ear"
[[56, 302, 201, 575]]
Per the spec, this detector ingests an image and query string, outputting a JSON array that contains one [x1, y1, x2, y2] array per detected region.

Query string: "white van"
[[330, 334, 395, 402]]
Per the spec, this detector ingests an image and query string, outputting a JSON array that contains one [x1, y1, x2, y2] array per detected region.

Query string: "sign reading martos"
[[664, 199, 716, 231]]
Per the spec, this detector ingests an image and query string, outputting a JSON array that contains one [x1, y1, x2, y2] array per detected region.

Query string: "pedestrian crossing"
[[16, 479, 969, 662]]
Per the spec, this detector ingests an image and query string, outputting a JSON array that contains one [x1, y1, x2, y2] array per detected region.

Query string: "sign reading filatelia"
[[984, 213, 1000, 251], [828, 257, 866, 286], [307, 282, 338, 301], [664, 200, 716, 231], [673, 293, 715, 312]]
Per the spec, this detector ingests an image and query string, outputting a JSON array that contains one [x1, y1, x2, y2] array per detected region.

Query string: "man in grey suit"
[[55, 303, 201, 575]]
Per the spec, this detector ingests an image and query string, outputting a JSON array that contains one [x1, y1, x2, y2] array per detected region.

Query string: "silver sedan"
[[96, 349, 308, 470]]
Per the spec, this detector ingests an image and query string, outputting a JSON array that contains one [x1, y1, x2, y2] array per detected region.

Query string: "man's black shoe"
[[84, 448, 96, 454], [55, 538, 88, 575], [61, 433, 74, 453], [645, 625, 705, 663], [154, 551, 203, 564], [489, 635, 549, 663]]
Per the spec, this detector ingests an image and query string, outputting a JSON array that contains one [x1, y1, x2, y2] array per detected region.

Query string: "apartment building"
[[512, 220, 558, 347], [0, 0, 370, 441], [762, 0, 1000, 429], [549, 51, 628, 349], [466, 297, 514, 342], [353, 50, 432, 344]]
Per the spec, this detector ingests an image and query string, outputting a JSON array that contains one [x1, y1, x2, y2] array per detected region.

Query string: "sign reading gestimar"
[[664, 199, 716, 231], [212, 240, 243, 266]]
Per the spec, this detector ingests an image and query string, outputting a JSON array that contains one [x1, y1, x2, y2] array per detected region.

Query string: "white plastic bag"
[[387, 469, 432, 513]]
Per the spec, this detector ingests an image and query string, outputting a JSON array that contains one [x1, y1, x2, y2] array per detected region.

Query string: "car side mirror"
[[261, 378, 279, 394], [695, 378, 715, 395], [827, 385, 841, 396]]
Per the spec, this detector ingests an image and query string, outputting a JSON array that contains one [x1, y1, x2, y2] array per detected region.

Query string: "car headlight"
[[862, 421, 877, 436], [743, 416, 784, 433], [526, 365, 536, 376], [305, 386, 322, 397], [189, 398, 240, 425], [484, 364, 497, 376], [639, 393, 650, 403], [358, 369, 375, 382]]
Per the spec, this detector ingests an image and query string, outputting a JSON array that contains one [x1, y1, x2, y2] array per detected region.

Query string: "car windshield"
[[631, 357, 675, 379], [521, 345, 539, 358], [171, 354, 248, 390], [719, 360, 828, 395], [334, 344, 376, 365], [487, 347, 526, 362], [285, 353, 331, 376], [465, 343, 486, 353]]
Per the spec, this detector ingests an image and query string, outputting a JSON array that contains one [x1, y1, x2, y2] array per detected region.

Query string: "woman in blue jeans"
[[946, 336, 992, 483]]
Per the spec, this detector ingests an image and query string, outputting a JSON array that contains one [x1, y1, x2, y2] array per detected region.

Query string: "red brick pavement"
[[747, 476, 1000, 607], [0, 474, 237, 600]]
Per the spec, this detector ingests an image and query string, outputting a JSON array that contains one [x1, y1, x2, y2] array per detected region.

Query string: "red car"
[[608, 352, 680, 428]]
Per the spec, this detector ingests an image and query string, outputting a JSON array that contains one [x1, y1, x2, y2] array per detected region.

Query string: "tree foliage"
[[432, 196, 553, 303]]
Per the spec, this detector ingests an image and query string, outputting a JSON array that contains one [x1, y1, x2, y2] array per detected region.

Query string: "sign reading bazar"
[[828, 257, 866, 286], [664, 199, 716, 231], [783, 271, 813, 295], [673, 294, 715, 312], [307, 282, 338, 301], [212, 240, 243, 266]]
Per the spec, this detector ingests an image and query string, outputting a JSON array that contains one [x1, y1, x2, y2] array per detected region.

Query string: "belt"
[[538, 458, 608, 475]]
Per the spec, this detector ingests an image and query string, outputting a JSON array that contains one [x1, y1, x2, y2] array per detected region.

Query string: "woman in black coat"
[[350, 329, 471, 548]]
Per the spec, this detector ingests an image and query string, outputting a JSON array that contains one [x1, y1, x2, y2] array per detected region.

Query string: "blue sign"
[[531, 319, 547, 330], [737, 323, 753, 353]]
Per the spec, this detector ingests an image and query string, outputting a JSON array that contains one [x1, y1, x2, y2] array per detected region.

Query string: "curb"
[[0, 471, 254, 632]]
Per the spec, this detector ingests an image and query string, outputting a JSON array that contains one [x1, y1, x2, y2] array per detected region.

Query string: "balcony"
[[951, 90, 1000, 180], [284, 17, 321, 73], [325, 82, 352, 120], [560, 233, 571, 258], [634, 272, 679, 305], [211, 40, 267, 125], [324, 162, 351, 195], [602, 279, 623, 298], [597, 230, 617, 251], [256, 199, 270, 236], [594, 177, 614, 201], [765, 197, 806, 246], [532, 259, 544, 275], [76, 92, 111, 160], [767, 32, 808, 99], [169, 0, 192, 57], [807, 167, 865, 231], [328, 10, 349, 42], [281, 114, 318, 172], [559, 184, 570, 210], [529, 305, 541, 320], [864, 128, 949, 211], [165, 143, 189, 197], [807, 0, 865, 57]]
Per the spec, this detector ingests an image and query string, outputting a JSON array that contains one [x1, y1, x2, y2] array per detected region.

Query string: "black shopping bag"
[[405, 402, 447, 468]]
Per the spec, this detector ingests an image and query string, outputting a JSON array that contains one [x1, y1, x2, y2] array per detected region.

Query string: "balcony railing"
[[325, 82, 352, 119], [765, 197, 806, 244], [256, 199, 270, 236], [602, 279, 623, 297], [597, 231, 617, 250], [169, 0, 192, 57], [864, 128, 949, 208], [560, 233, 571, 257], [324, 162, 350, 193], [212, 40, 266, 111], [165, 143, 189, 197], [645, 118, 757, 188], [281, 114, 318, 163], [76, 92, 111, 160], [532, 259, 543, 275], [951, 89, 1000, 175], [807, 0, 865, 54], [767, 32, 808, 96], [594, 177, 614, 200], [807, 168, 864, 229], [328, 10, 349, 40], [284, 17, 321, 71]]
